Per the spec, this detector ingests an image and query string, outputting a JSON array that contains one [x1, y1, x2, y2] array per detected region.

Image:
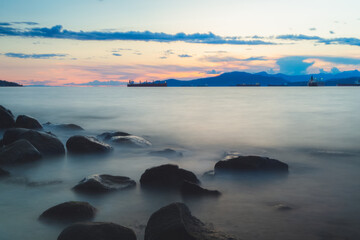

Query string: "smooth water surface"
[[0, 87, 359, 240]]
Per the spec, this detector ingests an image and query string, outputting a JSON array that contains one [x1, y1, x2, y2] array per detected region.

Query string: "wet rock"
[[57, 123, 84, 131], [57, 222, 137, 240], [149, 149, 183, 158], [66, 135, 113, 154], [0, 105, 15, 129], [0, 139, 42, 164], [181, 181, 221, 197], [3, 128, 65, 156], [73, 174, 136, 193], [39, 201, 96, 223], [98, 131, 130, 140], [215, 155, 289, 173], [140, 164, 200, 189], [111, 135, 151, 148], [15, 115, 42, 129], [145, 202, 237, 240], [0, 167, 10, 177]]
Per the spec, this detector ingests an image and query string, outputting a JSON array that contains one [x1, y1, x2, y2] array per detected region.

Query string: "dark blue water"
[[0, 87, 359, 240]]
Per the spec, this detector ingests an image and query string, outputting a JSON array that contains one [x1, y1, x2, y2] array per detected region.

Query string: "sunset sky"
[[1, 0, 360, 86]]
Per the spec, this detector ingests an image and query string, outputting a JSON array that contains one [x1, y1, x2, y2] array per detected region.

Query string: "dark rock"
[[110, 135, 151, 148], [0, 139, 42, 164], [149, 149, 183, 158], [145, 202, 237, 240], [15, 115, 42, 129], [215, 155, 289, 173], [57, 123, 84, 131], [66, 135, 113, 154], [181, 181, 221, 197], [98, 131, 131, 140], [73, 174, 136, 193], [0, 167, 10, 177], [140, 164, 200, 189], [57, 222, 137, 240], [0, 105, 15, 129], [39, 201, 96, 223], [3, 128, 65, 156], [0, 138, 3, 147]]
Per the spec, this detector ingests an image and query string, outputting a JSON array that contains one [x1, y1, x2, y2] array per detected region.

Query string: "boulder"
[[180, 181, 220, 197], [0, 105, 15, 129], [57, 222, 137, 240], [0, 167, 10, 177], [66, 136, 113, 154], [214, 155, 288, 173], [15, 115, 42, 129], [111, 135, 151, 148], [145, 202, 237, 240], [149, 149, 183, 158], [3, 128, 65, 156], [39, 201, 96, 223], [0, 139, 42, 164], [0, 138, 3, 147], [98, 131, 130, 140], [44, 122, 84, 131], [73, 174, 136, 193], [140, 164, 200, 189], [58, 123, 84, 131]]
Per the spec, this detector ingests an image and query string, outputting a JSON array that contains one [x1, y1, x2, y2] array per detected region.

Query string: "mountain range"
[[0, 80, 22, 87], [158, 70, 360, 86]]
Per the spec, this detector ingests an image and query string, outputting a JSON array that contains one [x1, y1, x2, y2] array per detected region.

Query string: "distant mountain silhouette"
[[159, 70, 360, 86], [0, 80, 22, 87]]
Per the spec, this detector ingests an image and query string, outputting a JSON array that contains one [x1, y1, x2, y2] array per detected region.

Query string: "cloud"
[[204, 50, 228, 54], [329, 31, 335, 34], [201, 55, 267, 62], [276, 34, 322, 41], [65, 80, 127, 86], [12, 22, 39, 25], [312, 56, 360, 65], [112, 53, 122, 56], [276, 56, 314, 75], [205, 69, 222, 74], [277, 34, 360, 47], [0, 24, 275, 45], [3, 52, 68, 59], [309, 28, 317, 31], [178, 54, 192, 58]]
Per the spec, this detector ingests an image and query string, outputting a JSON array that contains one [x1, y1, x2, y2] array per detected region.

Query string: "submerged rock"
[[39, 201, 96, 223], [111, 135, 151, 148], [66, 135, 113, 154], [273, 203, 293, 211], [0, 139, 42, 164], [15, 115, 42, 129], [215, 155, 289, 173], [181, 181, 221, 197], [0, 105, 15, 129], [149, 149, 183, 158], [2, 128, 65, 156], [0, 167, 10, 177], [140, 164, 200, 189], [98, 131, 130, 140], [73, 174, 136, 193], [145, 202, 237, 240], [57, 222, 137, 240], [57, 123, 84, 131]]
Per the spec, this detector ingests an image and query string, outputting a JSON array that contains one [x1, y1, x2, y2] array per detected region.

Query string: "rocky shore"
[[0, 104, 291, 240]]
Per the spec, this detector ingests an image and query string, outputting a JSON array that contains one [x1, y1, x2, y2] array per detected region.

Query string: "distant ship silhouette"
[[127, 80, 167, 87]]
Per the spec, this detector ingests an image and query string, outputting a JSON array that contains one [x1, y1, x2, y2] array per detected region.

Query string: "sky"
[[1, 0, 360, 86]]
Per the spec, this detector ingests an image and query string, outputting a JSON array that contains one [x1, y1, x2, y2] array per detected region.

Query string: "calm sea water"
[[0, 87, 360, 240]]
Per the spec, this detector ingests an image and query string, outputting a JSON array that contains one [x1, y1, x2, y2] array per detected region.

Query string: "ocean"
[[0, 86, 360, 240]]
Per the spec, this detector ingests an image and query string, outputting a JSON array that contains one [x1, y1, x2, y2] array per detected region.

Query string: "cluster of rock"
[[1, 105, 292, 240]]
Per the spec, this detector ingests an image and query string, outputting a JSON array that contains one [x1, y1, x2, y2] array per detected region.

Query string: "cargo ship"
[[127, 80, 167, 87]]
